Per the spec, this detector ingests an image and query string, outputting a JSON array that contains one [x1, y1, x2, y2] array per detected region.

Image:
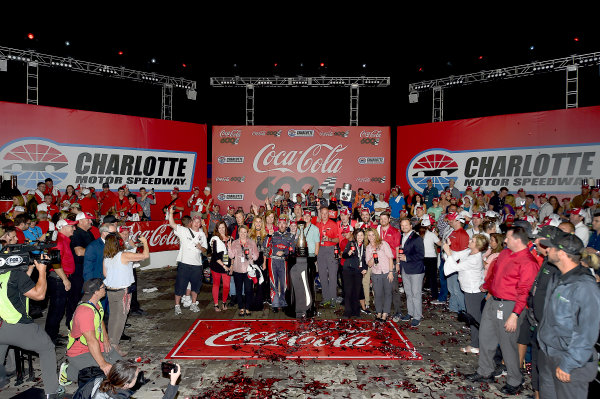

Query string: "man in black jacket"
[[398, 218, 425, 327]]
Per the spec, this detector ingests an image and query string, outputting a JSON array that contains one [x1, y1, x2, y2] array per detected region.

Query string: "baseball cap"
[[517, 188, 525, 193], [81, 278, 105, 301], [193, 186, 200, 191], [459, 210, 472, 219], [525, 215, 537, 224], [562, 197, 570, 202], [421, 215, 435, 227], [339, 207, 350, 216], [56, 219, 77, 229], [505, 214, 515, 222], [14, 205, 26, 212], [540, 230, 584, 256], [485, 210, 499, 218], [570, 208, 584, 216], [535, 225, 561, 240], [102, 183, 110, 188], [70, 202, 81, 209], [361, 207, 370, 213], [472, 212, 483, 219], [538, 193, 547, 199], [81, 188, 91, 195], [513, 220, 534, 239], [432, 197, 439, 202], [228, 205, 235, 211], [290, 220, 297, 226], [465, 186, 472, 191], [204, 186, 211, 192], [303, 209, 312, 216], [278, 216, 288, 223], [447, 212, 465, 223], [76, 212, 95, 221]]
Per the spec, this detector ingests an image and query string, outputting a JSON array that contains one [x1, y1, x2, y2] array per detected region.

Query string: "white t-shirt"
[[374, 200, 389, 217], [173, 225, 207, 265], [422, 230, 440, 258]]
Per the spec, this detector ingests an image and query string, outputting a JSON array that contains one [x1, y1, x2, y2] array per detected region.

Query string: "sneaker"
[[58, 362, 71, 386], [321, 300, 331, 307], [410, 318, 421, 327], [430, 300, 446, 305], [465, 372, 494, 383], [400, 314, 412, 321], [174, 305, 182, 315], [190, 302, 200, 313], [182, 295, 192, 308], [360, 307, 371, 314], [500, 383, 523, 395], [493, 364, 507, 378]]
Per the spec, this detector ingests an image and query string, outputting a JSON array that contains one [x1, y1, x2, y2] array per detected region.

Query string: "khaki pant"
[[107, 288, 131, 346]]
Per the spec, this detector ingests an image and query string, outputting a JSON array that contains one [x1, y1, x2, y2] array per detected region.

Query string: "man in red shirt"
[[43, 177, 61, 205], [315, 205, 340, 307], [164, 190, 185, 219], [467, 226, 540, 395], [61, 279, 122, 385], [13, 214, 28, 244], [112, 187, 128, 220], [45, 218, 76, 345], [38, 194, 60, 219], [445, 212, 469, 313], [355, 207, 377, 229], [78, 189, 98, 218], [97, 183, 117, 217], [377, 212, 402, 319], [126, 194, 143, 221]]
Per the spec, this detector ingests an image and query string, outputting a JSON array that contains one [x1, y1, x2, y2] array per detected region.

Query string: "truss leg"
[[27, 61, 39, 105], [161, 84, 173, 120], [350, 84, 359, 126], [246, 84, 255, 126], [432, 86, 444, 122], [566, 65, 578, 109]]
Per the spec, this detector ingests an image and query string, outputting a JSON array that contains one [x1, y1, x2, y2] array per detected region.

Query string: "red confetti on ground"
[[197, 369, 282, 398], [302, 380, 329, 394]]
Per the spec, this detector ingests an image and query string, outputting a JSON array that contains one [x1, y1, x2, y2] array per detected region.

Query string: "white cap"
[[204, 186, 211, 192], [14, 205, 26, 212], [81, 188, 91, 195], [485, 210, 499, 218], [459, 210, 472, 219], [56, 219, 77, 229]]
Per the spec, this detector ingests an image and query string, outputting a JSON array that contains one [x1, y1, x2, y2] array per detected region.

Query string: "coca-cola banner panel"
[[212, 126, 391, 205], [0, 101, 207, 220], [125, 221, 178, 253], [166, 319, 422, 360], [396, 106, 600, 195]]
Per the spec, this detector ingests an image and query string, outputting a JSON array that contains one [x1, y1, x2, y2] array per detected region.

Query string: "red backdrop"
[[396, 106, 600, 195], [212, 126, 391, 207], [0, 101, 207, 220]]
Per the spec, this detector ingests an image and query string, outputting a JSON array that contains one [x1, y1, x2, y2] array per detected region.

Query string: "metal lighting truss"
[[0, 45, 197, 120], [408, 52, 600, 121], [210, 76, 391, 126]]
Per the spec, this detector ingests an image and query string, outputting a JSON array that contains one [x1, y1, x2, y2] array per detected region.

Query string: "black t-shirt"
[[70, 227, 96, 276], [4, 270, 36, 324]]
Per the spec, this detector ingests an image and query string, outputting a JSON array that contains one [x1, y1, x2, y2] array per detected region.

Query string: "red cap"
[[585, 198, 594, 207], [515, 206, 523, 211], [303, 209, 311, 216], [277, 189, 283, 193], [472, 212, 483, 219], [474, 186, 482, 193], [446, 212, 463, 222], [529, 208, 539, 213], [427, 179, 432, 183], [432, 197, 439, 202], [278, 217, 288, 223], [582, 181, 590, 188], [465, 186, 472, 191], [400, 209, 408, 215], [173, 187, 179, 192], [361, 207, 370, 214], [592, 187, 599, 192], [193, 186, 200, 191], [340, 207, 350, 216], [284, 191, 290, 194], [570, 207, 584, 216], [228, 205, 235, 210], [506, 214, 515, 222], [518, 188, 525, 193], [328, 209, 338, 219], [538, 193, 547, 198], [76, 212, 95, 221], [562, 197, 570, 202], [290, 220, 297, 225]]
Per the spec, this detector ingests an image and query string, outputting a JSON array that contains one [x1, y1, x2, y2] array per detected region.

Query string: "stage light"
[[274, 63, 278, 67], [65, 41, 70, 46], [418, 67, 423, 72], [118, 51, 124, 55], [530, 45, 534, 50], [362, 64, 367, 68], [151, 58, 156, 63], [574, 37, 579, 42], [320, 62, 325, 67], [182, 63, 187, 68], [27, 33, 34, 40], [479, 56, 483, 60], [0, 59, 7, 72], [409, 91, 419, 103]]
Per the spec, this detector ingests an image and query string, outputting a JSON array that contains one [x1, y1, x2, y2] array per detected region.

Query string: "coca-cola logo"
[[129, 223, 180, 248], [252, 130, 281, 137], [253, 144, 346, 174], [219, 129, 242, 138]]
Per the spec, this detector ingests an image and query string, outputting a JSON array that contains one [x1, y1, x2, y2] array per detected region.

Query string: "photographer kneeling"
[[75, 360, 181, 399], [0, 255, 64, 398]]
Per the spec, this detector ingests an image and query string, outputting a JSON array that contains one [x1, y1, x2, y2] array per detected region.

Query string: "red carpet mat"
[[166, 319, 422, 360]]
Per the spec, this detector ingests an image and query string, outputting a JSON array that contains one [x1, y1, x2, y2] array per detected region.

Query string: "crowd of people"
[[1, 176, 600, 398]]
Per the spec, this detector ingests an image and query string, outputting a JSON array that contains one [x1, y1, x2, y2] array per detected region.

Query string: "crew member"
[[315, 205, 340, 307], [268, 217, 294, 312]]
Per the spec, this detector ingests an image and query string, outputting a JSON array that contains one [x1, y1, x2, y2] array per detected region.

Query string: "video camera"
[[0, 242, 61, 272]]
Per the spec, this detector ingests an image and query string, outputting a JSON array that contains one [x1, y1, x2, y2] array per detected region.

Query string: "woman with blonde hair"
[[365, 227, 394, 321], [249, 216, 268, 308]]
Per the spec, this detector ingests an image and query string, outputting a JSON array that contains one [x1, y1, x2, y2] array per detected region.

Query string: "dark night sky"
[[2, 10, 600, 128]]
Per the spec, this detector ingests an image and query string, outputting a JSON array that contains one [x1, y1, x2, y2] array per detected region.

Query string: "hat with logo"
[[400, 209, 408, 216], [472, 212, 484, 219], [570, 208, 584, 217], [81, 188, 91, 195], [585, 198, 594, 207], [204, 186, 210, 192], [540, 230, 584, 256], [339, 207, 350, 216], [361, 207, 371, 214], [290, 220, 297, 226], [535, 225, 561, 240], [525, 215, 537, 224], [485, 210, 499, 218], [76, 212, 95, 221], [465, 185, 472, 191], [421, 214, 435, 227], [303, 209, 312, 216], [562, 197, 570, 202], [506, 214, 515, 223], [459, 210, 472, 219], [538, 193, 547, 199], [517, 188, 525, 194], [432, 197, 439, 203], [56, 219, 77, 229], [447, 212, 465, 223], [81, 278, 105, 302], [529, 208, 539, 214], [193, 186, 200, 192], [278, 216, 288, 223]]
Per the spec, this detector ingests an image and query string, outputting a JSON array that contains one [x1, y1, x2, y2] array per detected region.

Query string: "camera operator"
[[45, 219, 77, 345], [0, 257, 64, 397]]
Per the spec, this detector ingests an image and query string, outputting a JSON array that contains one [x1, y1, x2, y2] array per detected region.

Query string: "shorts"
[[517, 317, 534, 345], [174, 262, 203, 296]]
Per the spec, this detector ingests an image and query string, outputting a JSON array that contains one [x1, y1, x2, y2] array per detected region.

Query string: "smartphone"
[[161, 362, 176, 378]]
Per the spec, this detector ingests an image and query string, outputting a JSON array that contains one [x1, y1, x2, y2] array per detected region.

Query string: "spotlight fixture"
[[27, 33, 34, 40]]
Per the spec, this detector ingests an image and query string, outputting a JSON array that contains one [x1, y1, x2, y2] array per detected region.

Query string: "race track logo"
[[0, 141, 69, 190], [407, 150, 459, 193], [359, 130, 382, 145]]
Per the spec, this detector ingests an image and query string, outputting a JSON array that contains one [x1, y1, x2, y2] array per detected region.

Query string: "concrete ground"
[[2, 267, 540, 398]]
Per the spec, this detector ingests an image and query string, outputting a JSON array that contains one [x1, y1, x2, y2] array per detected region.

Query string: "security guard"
[[0, 258, 63, 398]]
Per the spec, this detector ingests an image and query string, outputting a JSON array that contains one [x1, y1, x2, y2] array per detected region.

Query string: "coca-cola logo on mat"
[[165, 319, 422, 360]]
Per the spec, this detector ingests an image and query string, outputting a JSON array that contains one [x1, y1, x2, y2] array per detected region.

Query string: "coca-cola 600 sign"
[[212, 126, 391, 206]]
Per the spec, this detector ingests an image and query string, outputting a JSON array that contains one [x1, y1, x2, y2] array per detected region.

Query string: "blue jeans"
[[438, 258, 448, 301], [446, 271, 466, 313]]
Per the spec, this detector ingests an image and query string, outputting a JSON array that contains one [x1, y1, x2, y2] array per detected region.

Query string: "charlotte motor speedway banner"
[[212, 126, 391, 205], [397, 106, 600, 195], [0, 101, 207, 220]]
